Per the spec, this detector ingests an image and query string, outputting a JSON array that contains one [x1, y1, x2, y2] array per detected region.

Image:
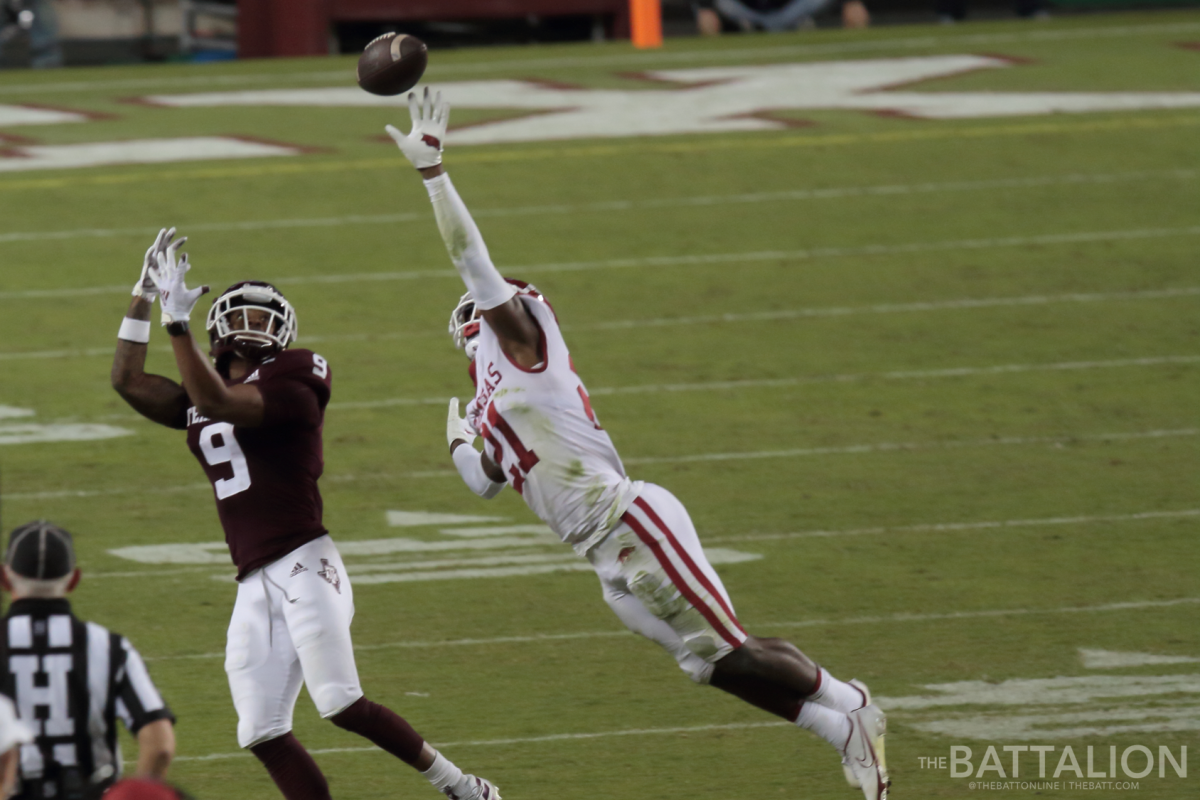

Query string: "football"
[[356, 33, 428, 96]]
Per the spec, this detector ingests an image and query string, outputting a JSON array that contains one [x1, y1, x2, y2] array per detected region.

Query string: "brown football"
[[356, 33, 428, 97]]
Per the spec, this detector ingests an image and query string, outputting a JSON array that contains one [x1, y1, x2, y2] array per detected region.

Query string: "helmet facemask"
[[206, 282, 297, 370], [448, 291, 481, 360]]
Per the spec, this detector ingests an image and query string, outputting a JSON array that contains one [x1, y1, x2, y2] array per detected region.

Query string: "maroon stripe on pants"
[[621, 510, 744, 649], [633, 497, 746, 636]]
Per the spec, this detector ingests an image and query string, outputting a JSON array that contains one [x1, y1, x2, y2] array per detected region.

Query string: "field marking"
[[3, 114, 1200, 193], [328, 355, 1200, 411], [706, 508, 1200, 545], [0, 138, 301, 174], [7, 427, 1198, 501], [2, 168, 1194, 247], [85, 506, 1200, 581], [623, 427, 1200, 465], [7, 226, 1200, 301], [143, 595, 1200, 663], [8, 19, 1200, 99], [168, 719, 795, 763]]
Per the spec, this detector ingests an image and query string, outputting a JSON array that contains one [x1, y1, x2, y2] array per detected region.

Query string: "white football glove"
[[447, 397, 477, 449], [386, 87, 449, 170], [149, 234, 208, 324], [134, 228, 179, 302]]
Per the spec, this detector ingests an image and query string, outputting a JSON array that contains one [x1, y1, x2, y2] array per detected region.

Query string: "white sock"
[[808, 667, 868, 714], [421, 752, 463, 792], [796, 701, 852, 751]]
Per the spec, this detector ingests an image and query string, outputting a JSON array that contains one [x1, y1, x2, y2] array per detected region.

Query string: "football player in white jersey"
[[387, 90, 889, 800]]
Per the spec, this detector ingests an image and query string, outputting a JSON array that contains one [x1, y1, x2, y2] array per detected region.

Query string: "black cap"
[[6, 521, 76, 580]]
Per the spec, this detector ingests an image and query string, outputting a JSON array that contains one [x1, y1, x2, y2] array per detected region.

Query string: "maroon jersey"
[[184, 348, 332, 579]]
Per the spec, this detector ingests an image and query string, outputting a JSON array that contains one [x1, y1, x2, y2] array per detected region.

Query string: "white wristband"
[[118, 317, 151, 344], [452, 445, 505, 499]]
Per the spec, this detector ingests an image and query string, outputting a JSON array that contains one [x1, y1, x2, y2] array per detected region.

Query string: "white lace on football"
[[207, 283, 298, 351]]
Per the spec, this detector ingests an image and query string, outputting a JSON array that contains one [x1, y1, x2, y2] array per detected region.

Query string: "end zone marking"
[[2, 114, 1199, 192]]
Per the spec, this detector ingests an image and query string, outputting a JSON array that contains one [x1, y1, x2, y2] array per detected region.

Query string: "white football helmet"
[[448, 280, 544, 360], [448, 291, 481, 360], [206, 281, 298, 362]]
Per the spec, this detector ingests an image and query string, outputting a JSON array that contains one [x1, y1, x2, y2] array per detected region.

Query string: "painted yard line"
[[7, 20, 1200, 98], [705, 508, 1200, 545], [4, 115, 1200, 194], [169, 720, 794, 763], [6, 426, 1196, 501], [623, 427, 1200, 466], [328, 355, 1200, 410], [145, 596, 1200, 664], [8, 227, 1200, 301], [2, 169, 1195, 247], [94, 507, 1199, 584]]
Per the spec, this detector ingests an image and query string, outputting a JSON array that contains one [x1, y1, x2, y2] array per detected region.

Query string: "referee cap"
[[5, 520, 76, 580]]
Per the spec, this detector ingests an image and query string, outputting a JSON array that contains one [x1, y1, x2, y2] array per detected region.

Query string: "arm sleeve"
[[424, 172, 517, 311], [114, 637, 175, 734], [452, 445, 506, 499]]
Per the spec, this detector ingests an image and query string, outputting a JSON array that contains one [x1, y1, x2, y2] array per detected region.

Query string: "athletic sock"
[[330, 696, 426, 765], [796, 701, 853, 751], [249, 733, 332, 800], [421, 752, 465, 793], [807, 667, 868, 714]]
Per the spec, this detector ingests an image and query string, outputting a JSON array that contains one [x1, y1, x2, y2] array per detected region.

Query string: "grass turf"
[[1, 10, 1198, 799]]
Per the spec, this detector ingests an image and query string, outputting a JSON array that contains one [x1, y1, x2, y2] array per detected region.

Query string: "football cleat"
[[843, 703, 889, 800], [443, 774, 500, 800], [842, 679, 873, 788]]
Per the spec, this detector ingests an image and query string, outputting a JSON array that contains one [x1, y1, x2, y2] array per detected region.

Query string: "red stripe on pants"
[[621, 510, 744, 649], [633, 497, 745, 636]]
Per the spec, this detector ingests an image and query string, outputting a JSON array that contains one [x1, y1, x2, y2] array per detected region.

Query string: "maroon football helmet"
[[206, 281, 297, 375]]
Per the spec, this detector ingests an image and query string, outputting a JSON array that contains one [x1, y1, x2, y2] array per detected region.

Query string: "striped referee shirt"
[[0, 598, 174, 794]]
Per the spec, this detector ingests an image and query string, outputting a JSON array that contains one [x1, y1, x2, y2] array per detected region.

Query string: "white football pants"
[[225, 535, 363, 748], [588, 483, 747, 684]]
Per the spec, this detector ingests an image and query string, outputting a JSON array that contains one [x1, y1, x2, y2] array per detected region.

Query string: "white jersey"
[[466, 296, 643, 554]]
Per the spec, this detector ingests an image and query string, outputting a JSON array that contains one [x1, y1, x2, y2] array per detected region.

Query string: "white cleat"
[[844, 703, 889, 800], [444, 775, 500, 800], [842, 679, 874, 788]]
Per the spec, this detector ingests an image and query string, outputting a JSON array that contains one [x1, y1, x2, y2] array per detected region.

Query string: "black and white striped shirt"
[[0, 599, 174, 797]]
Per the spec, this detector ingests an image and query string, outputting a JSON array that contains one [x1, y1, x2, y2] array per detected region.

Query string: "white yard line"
[[706, 508, 1200, 544], [6, 226, 1200, 301], [0, 170, 1194, 247], [168, 720, 795, 763], [145, 594, 1200, 664], [10, 20, 1200, 98], [7, 427, 1197, 501], [329, 355, 1200, 410], [623, 427, 1200, 465]]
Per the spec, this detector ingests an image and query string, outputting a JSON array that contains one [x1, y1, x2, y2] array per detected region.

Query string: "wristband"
[[117, 317, 151, 344], [165, 321, 190, 337]]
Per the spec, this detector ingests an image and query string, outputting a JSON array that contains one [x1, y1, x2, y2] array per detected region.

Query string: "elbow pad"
[[452, 444, 506, 499]]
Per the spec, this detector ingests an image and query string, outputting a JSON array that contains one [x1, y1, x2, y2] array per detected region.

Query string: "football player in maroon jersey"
[[110, 231, 500, 800]]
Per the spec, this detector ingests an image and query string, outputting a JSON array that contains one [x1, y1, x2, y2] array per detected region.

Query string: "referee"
[[0, 521, 176, 800]]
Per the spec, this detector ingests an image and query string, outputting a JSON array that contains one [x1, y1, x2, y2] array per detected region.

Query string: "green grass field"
[[2, 10, 1199, 799]]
